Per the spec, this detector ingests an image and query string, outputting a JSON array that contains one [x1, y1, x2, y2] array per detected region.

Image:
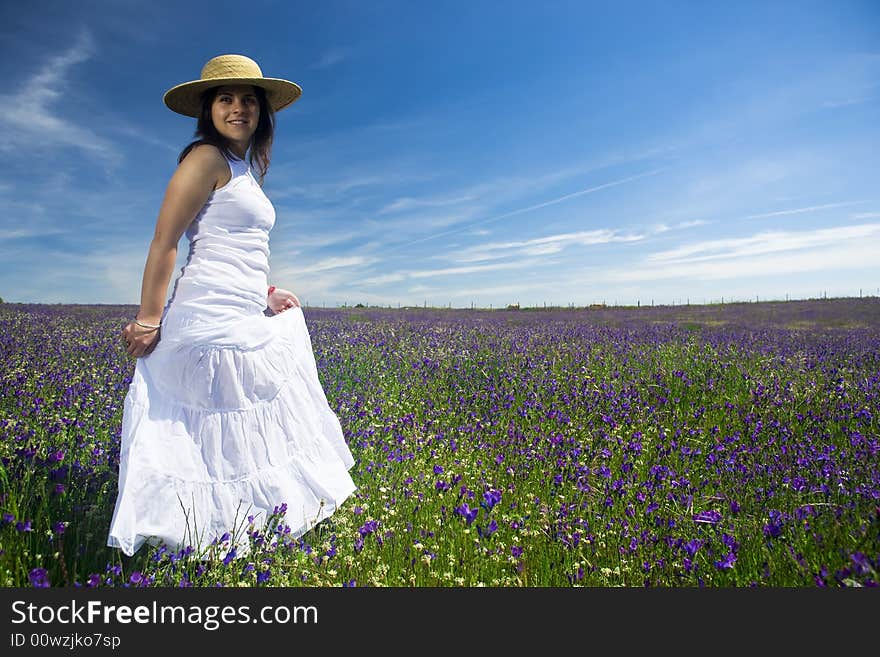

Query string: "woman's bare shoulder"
[[179, 142, 227, 169], [175, 143, 228, 185]]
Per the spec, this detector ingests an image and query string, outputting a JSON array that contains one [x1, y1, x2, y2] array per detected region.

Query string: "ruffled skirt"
[[106, 306, 356, 557]]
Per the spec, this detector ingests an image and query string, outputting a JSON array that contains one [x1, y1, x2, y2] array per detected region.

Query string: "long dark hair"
[[177, 85, 275, 184]]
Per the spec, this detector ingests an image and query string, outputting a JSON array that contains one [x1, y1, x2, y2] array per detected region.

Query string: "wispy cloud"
[[410, 260, 533, 278], [453, 229, 644, 263], [744, 201, 869, 220], [652, 219, 711, 233], [389, 168, 667, 251], [359, 258, 545, 286], [310, 48, 351, 70], [648, 223, 880, 264], [272, 170, 435, 202], [821, 96, 875, 109], [0, 227, 67, 240], [588, 223, 880, 286], [360, 272, 407, 286], [379, 193, 476, 214], [281, 255, 376, 275], [1, 31, 121, 167]]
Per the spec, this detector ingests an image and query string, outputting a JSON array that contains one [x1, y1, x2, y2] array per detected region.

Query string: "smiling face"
[[210, 85, 260, 157]]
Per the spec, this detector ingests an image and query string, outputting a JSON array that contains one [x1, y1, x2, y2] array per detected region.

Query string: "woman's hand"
[[268, 286, 301, 314], [122, 319, 161, 358]]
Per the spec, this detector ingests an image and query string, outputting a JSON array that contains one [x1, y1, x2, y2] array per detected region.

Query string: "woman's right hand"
[[122, 320, 161, 358]]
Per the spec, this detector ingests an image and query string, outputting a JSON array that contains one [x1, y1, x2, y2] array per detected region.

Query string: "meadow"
[[0, 298, 878, 587]]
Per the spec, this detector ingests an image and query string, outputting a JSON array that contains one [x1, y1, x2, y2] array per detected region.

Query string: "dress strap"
[[225, 153, 249, 179]]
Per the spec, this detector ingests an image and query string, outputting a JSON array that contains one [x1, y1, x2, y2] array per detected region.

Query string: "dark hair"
[[177, 85, 275, 184]]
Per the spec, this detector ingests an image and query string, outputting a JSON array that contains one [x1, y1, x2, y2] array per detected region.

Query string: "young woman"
[[107, 54, 356, 557]]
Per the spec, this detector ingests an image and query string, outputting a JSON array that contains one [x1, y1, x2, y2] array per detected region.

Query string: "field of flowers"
[[1, 298, 878, 587]]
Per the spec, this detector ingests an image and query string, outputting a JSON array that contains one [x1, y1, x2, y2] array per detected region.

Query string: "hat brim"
[[163, 77, 302, 117]]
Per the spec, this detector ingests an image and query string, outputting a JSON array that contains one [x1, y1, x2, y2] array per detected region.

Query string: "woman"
[[107, 54, 356, 557]]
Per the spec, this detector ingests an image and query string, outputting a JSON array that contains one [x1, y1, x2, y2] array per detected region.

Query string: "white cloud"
[[410, 260, 530, 278], [453, 228, 644, 263], [310, 48, 351, 70], [1, 31, 120, 166], [357, 257, 545, 286], [360, 272, 407, 286], [280, 255, 376, 275], [0, 227, 67, 240], [745, 201, 868, 220], [379, 194, 476, 214], [596, 223, 880, 284], [648, 223, 880, 264], [394, 168, 667, 250], [674, 219, 710, 230]]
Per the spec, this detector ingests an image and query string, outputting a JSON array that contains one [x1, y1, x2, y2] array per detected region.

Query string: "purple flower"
[[478, 519, 498, 539], [433, 465, 444, 475], [715, 553, 737, 570], [222, 548, 237, 566], [850, 552, 871, 576], [15, 520, 33, 532], [455, 503, 478, 525], [763, 522, 782, 538], [435, 479, 450, 492], [358, 520, 379, 536], [29, 568, 50, 588], [256, 569, 271, 584], [684, 539, 702, 557], [511, 545, 523, 558], [692, 510, 722, 525], [482, 489, 502, 511], [86, 573, 101, 588], [129, 572, 144, 586], [722, 533, 739, 552]]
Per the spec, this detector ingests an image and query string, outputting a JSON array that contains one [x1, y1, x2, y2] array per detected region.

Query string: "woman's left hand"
[[268, 286, 301, 314]]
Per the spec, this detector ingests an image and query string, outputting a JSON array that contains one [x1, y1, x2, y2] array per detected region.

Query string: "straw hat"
[[163, 54, 302, 117]]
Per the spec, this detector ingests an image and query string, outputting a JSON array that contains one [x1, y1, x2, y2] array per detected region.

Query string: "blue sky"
[[1, 0, 878, 308]]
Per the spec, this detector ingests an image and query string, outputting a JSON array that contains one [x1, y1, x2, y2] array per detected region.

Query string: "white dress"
[[107, 151, 356, 557]]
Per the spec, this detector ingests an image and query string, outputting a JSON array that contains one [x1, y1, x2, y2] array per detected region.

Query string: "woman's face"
[[211, 85, 260, 156]]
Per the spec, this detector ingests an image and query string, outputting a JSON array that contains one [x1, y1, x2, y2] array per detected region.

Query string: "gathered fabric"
[[107, 153, 356, 557]]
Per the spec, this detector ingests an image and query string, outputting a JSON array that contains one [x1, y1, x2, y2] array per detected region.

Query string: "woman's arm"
[[123, 145, 227, 358]]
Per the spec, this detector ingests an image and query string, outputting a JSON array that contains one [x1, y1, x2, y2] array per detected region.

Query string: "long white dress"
[[107, 151, 356, 557]]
